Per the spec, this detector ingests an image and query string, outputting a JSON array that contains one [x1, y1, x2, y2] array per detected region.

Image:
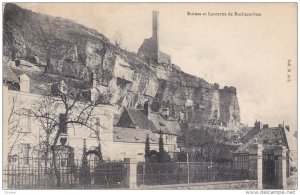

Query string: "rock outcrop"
[[3, 3, 241, 132]]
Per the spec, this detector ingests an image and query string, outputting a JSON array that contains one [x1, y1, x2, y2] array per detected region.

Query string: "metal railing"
[[3, 157, 128, 189], [137, 161, 249, 186]]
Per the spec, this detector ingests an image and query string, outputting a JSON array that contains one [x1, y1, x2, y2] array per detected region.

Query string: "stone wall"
[[138, 180, 258, 190]]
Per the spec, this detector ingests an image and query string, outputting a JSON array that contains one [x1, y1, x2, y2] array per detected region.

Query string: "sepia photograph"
[[1, 2, 298, 191]]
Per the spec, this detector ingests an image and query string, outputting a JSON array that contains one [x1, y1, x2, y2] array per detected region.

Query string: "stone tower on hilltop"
[[138, 10, 171, 64]]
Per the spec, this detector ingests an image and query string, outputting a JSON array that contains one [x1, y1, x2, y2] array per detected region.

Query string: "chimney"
[[152, 10, 160, 63], [152, 11, 159, 41], [162, 108, 170, 120], [254, 120, 262, 130], [263, 124, 269, 129], [19, 74, 30, 93]]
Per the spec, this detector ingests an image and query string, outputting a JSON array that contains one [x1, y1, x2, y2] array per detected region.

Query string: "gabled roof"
[[3, 66, 19, 83], [125, 108, 157, 132], [240, 127, 260, 144], [149, 112, 180, 135], [113, 127, 159, 143], [237, 126, 290, 152], [117, 108, 180, 136]]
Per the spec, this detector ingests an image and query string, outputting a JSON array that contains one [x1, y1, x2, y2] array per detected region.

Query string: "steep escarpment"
[[3, 3, 241, 131], [151, 67, 240, 129]]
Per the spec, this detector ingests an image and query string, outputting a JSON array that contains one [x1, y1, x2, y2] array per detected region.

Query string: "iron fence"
[[137, 161, 249, 186], [3, 157, 128, 189]]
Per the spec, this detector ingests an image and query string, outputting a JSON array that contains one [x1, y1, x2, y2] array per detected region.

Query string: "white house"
[[3, 61, 180, 168]]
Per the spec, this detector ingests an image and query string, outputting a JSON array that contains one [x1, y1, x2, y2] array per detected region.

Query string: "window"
[[90, 117, 100, 138], [19, 144, 30, 165], [21, 110, 31, 133]]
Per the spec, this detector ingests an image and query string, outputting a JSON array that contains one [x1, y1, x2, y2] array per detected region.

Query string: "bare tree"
[[7, 95, 29, 160], [26, 71, 112, 187], [31, 96, 58, 173]]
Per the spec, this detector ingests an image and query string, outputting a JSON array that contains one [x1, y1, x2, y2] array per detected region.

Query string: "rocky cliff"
[[3, 3, 241, 132]]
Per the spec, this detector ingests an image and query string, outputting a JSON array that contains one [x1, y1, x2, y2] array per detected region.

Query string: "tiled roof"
[[113, 127, 159, 143], [126, 108, 158, 132], [240, 127, 260, 144], [237, 126, 289, 152], [3, 66, 19, 83], [149, 112, 180, 135]]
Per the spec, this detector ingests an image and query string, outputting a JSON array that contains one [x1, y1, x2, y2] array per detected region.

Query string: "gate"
[[263, 153, 279, 189]]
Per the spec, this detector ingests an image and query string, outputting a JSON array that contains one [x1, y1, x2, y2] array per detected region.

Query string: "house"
[[3, 64, 116, 167], [233, 120, 296, 189], [3, 60, 180, 168], [115, 102, 180, 155], [111, 127, 160, 162]]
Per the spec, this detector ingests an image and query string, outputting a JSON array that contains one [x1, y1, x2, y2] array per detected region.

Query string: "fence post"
[[279, 146, 288, 189], [142, 163, 145, 185], [256, 144, 263, 190], [248, 144, 263, 189], [3, 165, 8, 189], [124, 158, 137, 189], [187, 153, 190, 184]]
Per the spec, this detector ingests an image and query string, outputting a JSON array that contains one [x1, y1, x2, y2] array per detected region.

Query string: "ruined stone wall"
[[219, 86, 241, 128]]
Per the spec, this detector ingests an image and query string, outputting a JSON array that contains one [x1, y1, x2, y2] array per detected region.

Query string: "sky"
[[18, 3, 297, 132]]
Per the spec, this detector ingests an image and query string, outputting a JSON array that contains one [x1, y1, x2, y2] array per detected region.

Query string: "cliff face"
[[152, 68, 240, 129], [3, 4, 241, 131]]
